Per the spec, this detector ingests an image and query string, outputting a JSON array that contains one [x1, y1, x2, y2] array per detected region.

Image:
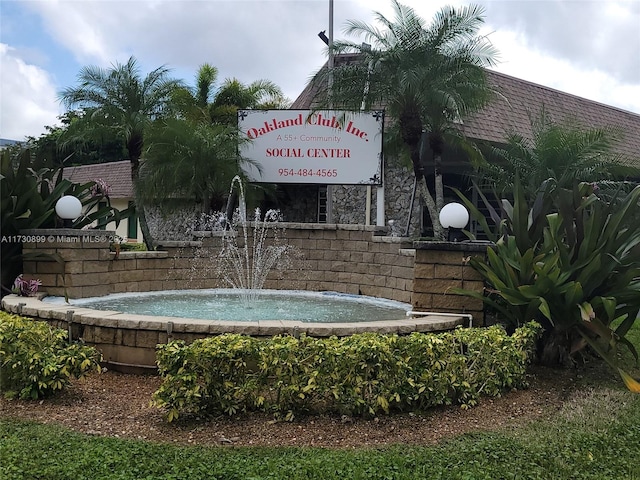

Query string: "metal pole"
[[326, 0, 334, 223], [376, 169, 385, 226]]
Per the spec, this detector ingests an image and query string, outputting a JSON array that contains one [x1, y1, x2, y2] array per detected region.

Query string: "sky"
[[1, 0, 639, 141]]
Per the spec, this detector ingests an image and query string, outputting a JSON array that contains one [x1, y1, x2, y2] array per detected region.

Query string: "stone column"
[[20, 228, 116, 298], [412, 241, 490, 325]]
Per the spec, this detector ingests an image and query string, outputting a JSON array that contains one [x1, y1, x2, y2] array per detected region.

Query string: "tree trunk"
[[434, 154, 444, 213], [537, 328, 576, 368], [416, 177, 444, 239], [127, 135, 155, 251], [430, 132, 445, 231], [135, 191, 155, 251], [130, 157, 155, 251], [399, 108, 444, 239]]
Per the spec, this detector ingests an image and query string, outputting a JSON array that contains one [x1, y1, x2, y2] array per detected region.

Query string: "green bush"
[[154, 334, 259, 421], [152, 322, 541, 421], [456, 179, 640, 389], [0, 312, 102, 399]]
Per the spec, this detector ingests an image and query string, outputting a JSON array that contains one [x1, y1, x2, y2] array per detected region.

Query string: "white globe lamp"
[[55, 195, 82, 226], [439, 202, 469, 241]]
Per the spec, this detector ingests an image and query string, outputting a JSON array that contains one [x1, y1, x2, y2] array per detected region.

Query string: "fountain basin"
[[42, 289, 411, 323], [2, 293, 466, 372]]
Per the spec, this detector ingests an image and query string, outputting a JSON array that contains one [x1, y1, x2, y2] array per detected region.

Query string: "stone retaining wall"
[[21, 225, 416, 305], [20, 228, 489, 320], [412, 241, 489, 326]]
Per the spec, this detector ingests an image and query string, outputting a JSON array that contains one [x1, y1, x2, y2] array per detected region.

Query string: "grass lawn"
[[2, 321, 639, 480]]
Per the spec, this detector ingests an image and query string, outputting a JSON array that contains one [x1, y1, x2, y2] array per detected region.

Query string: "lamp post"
[[439, 202, 469, 242], [55, 195, 82, 228]]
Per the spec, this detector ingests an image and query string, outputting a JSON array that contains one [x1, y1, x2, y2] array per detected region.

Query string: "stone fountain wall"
[[13, 227, 489, 370], [19, 226, 488, 322], [20, 225, 415, 304]]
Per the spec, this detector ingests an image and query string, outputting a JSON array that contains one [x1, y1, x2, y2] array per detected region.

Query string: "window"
[[318, 186, 328, 223], [127, 201, 138, 240]]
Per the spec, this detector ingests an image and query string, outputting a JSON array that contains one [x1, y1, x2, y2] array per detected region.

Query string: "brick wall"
[[21, 225, 415, 304], [412, 241, 489, 326], [21, 228, 489, 323]]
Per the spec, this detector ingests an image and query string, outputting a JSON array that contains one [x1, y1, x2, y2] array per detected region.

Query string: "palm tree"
[[169, 63, 219, 123], [138, 118, 251, 213], [474, 110, 640, 198], [59, 56, 183, 249], [170, 66, 289, 125], [210, 78, 290, 125], [138, 67, 276, 213], [314, 1, 498, 238]]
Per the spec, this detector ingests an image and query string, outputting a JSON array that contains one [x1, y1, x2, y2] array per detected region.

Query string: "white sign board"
[[238, 110, 384, 185]]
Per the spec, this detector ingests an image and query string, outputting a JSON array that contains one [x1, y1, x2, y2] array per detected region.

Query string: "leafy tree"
[[313, 0, 498, 238], [169, 63, 219, 123], [210, 78, 290, 125], [473, 110, 640, 198], [170, 65, 290, 126], [25, 112, 126, 168], [140, 66, 284, 213], [59, 56, 183, 249]]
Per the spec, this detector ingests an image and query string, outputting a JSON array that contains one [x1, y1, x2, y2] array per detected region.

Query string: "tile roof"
[[292, 56, 640, 167], [62, 160, 133, 198], [462, 70, 640, 165]]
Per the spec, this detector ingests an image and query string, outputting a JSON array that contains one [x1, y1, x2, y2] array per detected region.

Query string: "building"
[[62, 160, 141, 242], [286, 63, 640, 235], [58, 67, 640, 239]]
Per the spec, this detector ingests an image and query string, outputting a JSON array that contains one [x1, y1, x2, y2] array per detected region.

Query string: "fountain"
[[218, 176, 293, 304], [4, 176, 476, 370], [45, 289, 409, 324], [39, 176, 412, 325]]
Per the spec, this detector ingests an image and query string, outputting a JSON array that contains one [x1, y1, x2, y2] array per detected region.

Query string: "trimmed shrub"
[[0, 312, 102, 399], [154, 334, 259, 421], [153, 322, 541, 421]]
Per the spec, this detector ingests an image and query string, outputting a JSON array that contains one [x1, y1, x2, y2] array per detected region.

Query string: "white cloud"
[[2, 0, 637, 142], [33, 0, 124, 65], [0, 44, 61, 141], [481, 0, 640, 86], [488, 30, 640, 114], [27, 0, 334, 101]]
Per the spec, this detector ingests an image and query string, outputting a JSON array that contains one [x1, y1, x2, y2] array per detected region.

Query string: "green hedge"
[[153, 322, 541, 421], [0, 312, 102, 399]]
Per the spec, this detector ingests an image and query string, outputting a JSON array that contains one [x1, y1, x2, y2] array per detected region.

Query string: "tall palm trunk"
[[430, 132, 446, 234], [400, 108, 444, 239], [411, 145, 444, 239], [128, 136, 155, 250]]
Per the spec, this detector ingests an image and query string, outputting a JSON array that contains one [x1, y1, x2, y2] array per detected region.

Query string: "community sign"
[[238, 110, 384, 185]]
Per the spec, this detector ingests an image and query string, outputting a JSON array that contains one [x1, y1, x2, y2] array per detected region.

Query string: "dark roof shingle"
[[62, 160, 132, 198], [293, 57, 640, 166], [462, 70, 640, 164]]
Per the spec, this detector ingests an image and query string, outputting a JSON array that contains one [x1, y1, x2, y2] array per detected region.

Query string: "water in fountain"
[[44, 177, 412, 322], [58, 289, 409, 323], [219, 176, 295, 305]]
